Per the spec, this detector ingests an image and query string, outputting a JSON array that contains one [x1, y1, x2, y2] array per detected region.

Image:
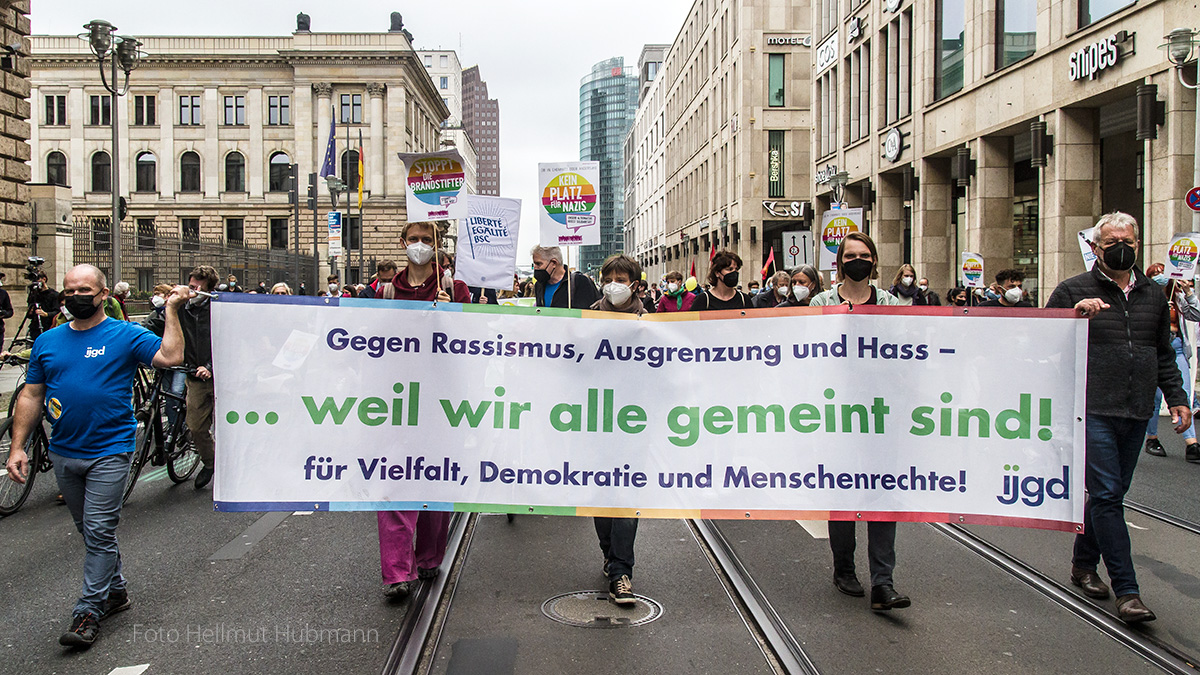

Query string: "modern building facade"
[[810, 0, 1199, 303], [462, 65, 500, 196], [626, 0, 815, 283], [625, 45, 668, 260], [417, 49, 478, 196], [580, 57, 638, 275], [29, 18, 449, 289]]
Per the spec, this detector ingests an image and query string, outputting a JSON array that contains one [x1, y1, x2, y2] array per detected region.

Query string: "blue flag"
[[319, 105, 336, 178]]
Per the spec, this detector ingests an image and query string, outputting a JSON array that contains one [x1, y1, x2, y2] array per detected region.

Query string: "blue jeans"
[[161, 369, 187, 431], [594, 517, 638, 580], [52, 451, 132, 617], [1147, 335, 1195, 440], [1073, 415, 1148, 597]]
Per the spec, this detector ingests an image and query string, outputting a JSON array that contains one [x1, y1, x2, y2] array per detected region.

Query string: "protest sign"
[[327, 212, 342, 258], [961, 252, 985, 288], [1077, 228, 1097, 271], [538, 162, 600, 247], [398, 150, 468, 221], [818, 208, 863, 270], [212, 297, 1086, 532], [455, 195, 521, 291], [1165, 233, 1200, 280]]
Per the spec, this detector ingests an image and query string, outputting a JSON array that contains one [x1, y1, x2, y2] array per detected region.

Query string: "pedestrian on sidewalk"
[[5, 264, 188, 648], [1140, 262, 1200, 462], [1045, 212, 1190, 623]]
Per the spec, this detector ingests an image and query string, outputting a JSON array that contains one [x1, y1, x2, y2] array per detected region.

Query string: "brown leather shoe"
[[1070, 567, 1110, 599], [1115, 594, 1156, 623]]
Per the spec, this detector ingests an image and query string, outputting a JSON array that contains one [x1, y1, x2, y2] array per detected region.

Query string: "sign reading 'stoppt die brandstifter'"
[[398, 150, 468, 221], [210, 296, 1088, 532], [539, 161, 601, 247]]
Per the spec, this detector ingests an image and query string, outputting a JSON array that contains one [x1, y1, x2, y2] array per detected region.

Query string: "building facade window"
[[817, 69, 838, 158], [768, 130, 785, 198], [848, 42, 871, 143], [268, 95, 290, 125], [44, 95, 66, 125], [268, 152, 291, 192], [223, 95, 246, 125], [345, 215, 361, 251], [135, 151, 156, 192], [46, 151, 67, 186], [818, 0, 838, 37], [91, 151, 111, 192], [180, 151, 201, 192], [270, 217, 288, 250], [225, 152, 246, 192], [134, 95, 156, 126], [340, 150, 360, 191], [936, 0, 965, 100], [181, 217, 200, 251], [136, 217, 156, 251], [997, 0, 1037, 68], [179, 95, 201, 125], [226, 217, 244, 244], [440, 76, 448, 89], [440, 55, 448, 68], [882, 11, 914, 126], [89, 95, 111, 126], [1079, 0, 1134, 28], [340, 94, 362, 123], [768, 54, 785, 107]]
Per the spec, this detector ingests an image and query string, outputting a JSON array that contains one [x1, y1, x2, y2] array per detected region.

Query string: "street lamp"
[[1160, 27, 1200, 228], [324, 176, 346, 280], [79, 20, 142, 284], [827, 171, 850, 207]]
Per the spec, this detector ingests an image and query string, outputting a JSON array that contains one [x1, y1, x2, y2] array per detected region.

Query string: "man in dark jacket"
[[181, 265, 218, 489], [1045, 212, 1190, 624], [531, 245, 599, 309]]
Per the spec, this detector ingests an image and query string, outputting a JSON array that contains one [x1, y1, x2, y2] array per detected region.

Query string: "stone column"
[[248, 88, 264, 198], [966, 135, 1014, 280], [69, 87, 85, 199], [874, 171, 904, 268], [313, 82, 333, 173], [158, 87, 175, 199], [386, 85, 407, 200], [203, 87, 219, 199], [916, 157, 954, 292], [367, 82, 385, 198], [1041, 107, 1100, 302]]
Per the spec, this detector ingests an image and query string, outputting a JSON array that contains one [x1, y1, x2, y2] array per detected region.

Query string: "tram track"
[[1125, 500, 1200, 537], [933, 522, 1200, 674]]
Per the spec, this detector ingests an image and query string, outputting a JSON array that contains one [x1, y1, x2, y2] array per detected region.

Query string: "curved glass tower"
[[579, 57, 639, 275]]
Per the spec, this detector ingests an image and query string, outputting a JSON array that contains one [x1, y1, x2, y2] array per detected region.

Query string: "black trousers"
[[594, 517, 638, 580], [828, 520, 897, 588]]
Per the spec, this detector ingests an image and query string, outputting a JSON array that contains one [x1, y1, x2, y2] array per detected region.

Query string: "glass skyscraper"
[[579, 57, 638, 275]]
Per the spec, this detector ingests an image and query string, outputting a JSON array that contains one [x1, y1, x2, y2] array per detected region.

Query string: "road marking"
[[139, 467, 170, 484], [796, 520, 829, 539], [209, 512, 290, 560], [107, 666, 150, 675], [1127, 521, 1148, 530], [292, 511, 313, 515]]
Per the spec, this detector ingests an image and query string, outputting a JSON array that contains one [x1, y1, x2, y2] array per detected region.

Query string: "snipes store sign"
[[1067, 31, 1131, 82]]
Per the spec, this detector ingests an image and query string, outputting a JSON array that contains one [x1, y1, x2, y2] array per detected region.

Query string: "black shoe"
[[1070, 567, 1110, 599], [99, 587, 131, 621], [1144, 438, 1166, 457], [59, 612, 99, 647], [1115, 594, 1156, 623], [1186, 444, 1200, 463], [194, 466, 213, 489], [417, 567, 439, 580], [870, 584, 911, 611], [833, 571, 865, 597], [383, 580, 413, 599], [609, 575, 635, 606]]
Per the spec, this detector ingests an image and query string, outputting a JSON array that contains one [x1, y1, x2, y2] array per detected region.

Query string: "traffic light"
[[306, 172, 318, 211], [288, 164, 299, 209], [118, 196, 128, 221]]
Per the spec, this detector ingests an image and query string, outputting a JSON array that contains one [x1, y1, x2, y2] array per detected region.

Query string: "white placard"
[[327, 212, 342, 258], [961, 251, 985, 288], [818, 208, 863, 271], [398, 150, 468, 222], [455, 195, 522, 291], [538, 161, 601, 247], [1077, 228, 1096, 271]]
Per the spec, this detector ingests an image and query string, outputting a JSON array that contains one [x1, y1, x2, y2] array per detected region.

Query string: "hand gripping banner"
[[211, 295, 1087, 532]]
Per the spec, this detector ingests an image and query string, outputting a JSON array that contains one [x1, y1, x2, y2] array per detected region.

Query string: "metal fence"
[[72, 216, 317, 293]]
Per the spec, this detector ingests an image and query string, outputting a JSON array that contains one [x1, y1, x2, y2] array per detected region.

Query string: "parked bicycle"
[[123, 365, 200, 503], [0, 354, 52, 517]]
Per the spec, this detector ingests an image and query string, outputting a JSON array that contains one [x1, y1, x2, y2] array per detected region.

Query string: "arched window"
[[340, 150, 360, 191], [225, 151, 245, 192], [91, 151, 111, 192], [46, 151, 67, 187], [135, 151, 156, 192], [180, 151, 200, 192], [268, 151, 291, 192]]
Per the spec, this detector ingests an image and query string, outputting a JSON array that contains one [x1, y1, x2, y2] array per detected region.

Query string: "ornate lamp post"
[[1161, 28, 1200, 228]]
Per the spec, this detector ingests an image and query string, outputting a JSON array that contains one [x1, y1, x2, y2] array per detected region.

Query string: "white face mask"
[[150, 295, 166, 308], [603, 282, 633, 306], [776, 285, 790, 297], [328, 283, 340, 294], [901, 276, 914, 287], [1004, 287, 1024, 304], [406, 241, 435, 266], [667, 282, 679, 294], [792, 285, 811, 302], [918, 284, 928, 292]]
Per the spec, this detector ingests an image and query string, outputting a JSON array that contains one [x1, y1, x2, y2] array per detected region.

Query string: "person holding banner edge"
[[809, 232, 909, 611], [1140, 262, 1200, 462], [1045, 212, 1190, 623]]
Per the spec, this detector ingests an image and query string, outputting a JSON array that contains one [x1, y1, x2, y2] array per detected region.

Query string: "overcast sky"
[[35, 1, 691, 265]]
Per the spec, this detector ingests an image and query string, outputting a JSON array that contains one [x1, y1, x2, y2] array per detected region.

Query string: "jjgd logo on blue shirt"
[[84, 346, 106, 358]]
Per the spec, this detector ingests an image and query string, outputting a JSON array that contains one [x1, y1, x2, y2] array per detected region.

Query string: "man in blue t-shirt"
[[5, 264, 188, 649]]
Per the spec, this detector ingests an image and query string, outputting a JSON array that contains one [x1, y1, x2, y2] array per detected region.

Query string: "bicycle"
[[0, 353, 52, 516], [123, 366, 200, 503]]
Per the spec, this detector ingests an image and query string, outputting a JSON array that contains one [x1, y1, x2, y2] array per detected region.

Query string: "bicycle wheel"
[[0, 417, 37, 516], [122, 416, 153, 504], [167, 427, 200, 483], [7, 381, 23, 419]]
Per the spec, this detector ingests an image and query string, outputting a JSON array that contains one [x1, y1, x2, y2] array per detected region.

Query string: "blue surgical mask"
[[1152, 274, 1169, 286], [984, 288, 1000, 301]]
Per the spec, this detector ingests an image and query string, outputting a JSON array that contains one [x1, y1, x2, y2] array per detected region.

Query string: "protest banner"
[[212, 297, 1086, 532], [455, 195, 522, 291], [398, 150, 468, 221], [961, 252, 985, 288], [1165, 233, 1200, 280], [818, 208, 863, 270], [327, 212, 342, 258], [1077, 228, 1097, 271], [538, 161, 600, 247]]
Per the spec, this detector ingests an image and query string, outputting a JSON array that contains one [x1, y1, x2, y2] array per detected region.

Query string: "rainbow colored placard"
[[398, 150, 468, 221], [538, 161, 601, 247], [1165, 233, 1200, 280], [961, 252, 985, 288], [818, 207, 863, 270]]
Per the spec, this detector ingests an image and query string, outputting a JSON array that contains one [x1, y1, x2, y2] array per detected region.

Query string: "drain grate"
[[541, 590, 664, 628]]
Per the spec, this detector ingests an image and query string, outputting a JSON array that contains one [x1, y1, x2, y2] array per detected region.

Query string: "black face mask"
[[1101, 242, 1136, 271], [64, 294, 101, 320], [533, 267, 552, 285], [842, 258, 874, 283], [721, 271, 739, 288]]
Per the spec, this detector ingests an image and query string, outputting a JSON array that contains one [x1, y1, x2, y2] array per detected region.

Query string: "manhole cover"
[[541, 590, 664, 628]]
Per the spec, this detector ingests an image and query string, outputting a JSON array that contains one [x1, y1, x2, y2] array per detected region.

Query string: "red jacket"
[[657, 291, 696, 313], [391, 268, 471, 303]]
